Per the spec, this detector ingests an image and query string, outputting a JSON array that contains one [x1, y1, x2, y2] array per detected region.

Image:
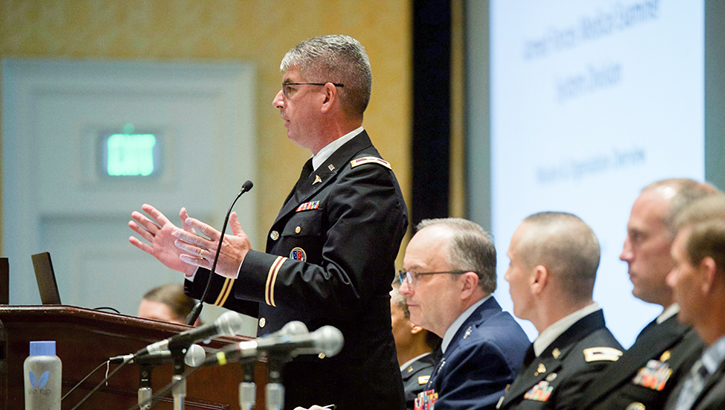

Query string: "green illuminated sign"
[[106, 133, 157, 177]]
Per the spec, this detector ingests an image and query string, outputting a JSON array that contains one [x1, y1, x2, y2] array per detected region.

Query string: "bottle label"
[[27, 370, 52, 395]]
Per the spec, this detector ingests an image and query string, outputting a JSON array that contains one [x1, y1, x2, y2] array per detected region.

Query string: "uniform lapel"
[[504, 355, 563, 403], [429, 298, 502, 390], [581, 315, 690, 407], [502, 311, 605, 405], [273, 131, 374, 224]]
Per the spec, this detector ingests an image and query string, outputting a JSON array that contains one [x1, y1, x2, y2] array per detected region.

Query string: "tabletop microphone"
[[186, 180, 254, 325], [204, 325, 343, 366], [266, 320, 309, 338], [110, 343, 206, 367], [135, 311, 245, 356]]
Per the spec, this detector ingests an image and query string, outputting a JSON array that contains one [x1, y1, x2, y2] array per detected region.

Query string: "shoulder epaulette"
[[583, 347, 623, 362], [350, 156, 392, 170]]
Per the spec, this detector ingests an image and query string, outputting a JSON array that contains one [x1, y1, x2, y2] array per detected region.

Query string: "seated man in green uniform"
[[497, 212, 623, 409]]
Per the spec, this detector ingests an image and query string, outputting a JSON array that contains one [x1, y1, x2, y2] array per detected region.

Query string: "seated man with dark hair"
[[664, 193, 725, 410]]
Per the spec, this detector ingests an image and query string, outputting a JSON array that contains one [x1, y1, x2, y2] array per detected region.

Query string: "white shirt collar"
[[400, 352, 433, 372], [657, 303, 680, 324], [311, 126, 364, 171], [533, 302, 600, 357], [441, 295, 492, 353]]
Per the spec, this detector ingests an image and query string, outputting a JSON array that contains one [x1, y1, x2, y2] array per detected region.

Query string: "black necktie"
[[523, 343, 536, 367], [291, 158, 314, 203], [283, 159, 314, 206], [296, 158, 314, 189]]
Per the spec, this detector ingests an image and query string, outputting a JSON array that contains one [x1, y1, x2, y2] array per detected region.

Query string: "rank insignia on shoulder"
[[296, 201, 320, 212], [583, 347, 623, 362], [524, 381, 553, 402], [418, 375, 430, 385], [290, 247, 306, 261], [350, 156, 392, 169], [632, 359, 672, 391]]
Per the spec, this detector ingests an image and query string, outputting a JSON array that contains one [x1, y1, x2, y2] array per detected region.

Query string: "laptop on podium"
[[31, 252, 62, 305]]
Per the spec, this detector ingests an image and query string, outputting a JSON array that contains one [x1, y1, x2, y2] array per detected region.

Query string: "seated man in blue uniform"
[[128, 35, 408, 410], [391, 281, 441, 410], [497, 212, 623, 409], [398, 218, 530, 410], [576, 179, 716, 410], [664, 193, 725, 410]]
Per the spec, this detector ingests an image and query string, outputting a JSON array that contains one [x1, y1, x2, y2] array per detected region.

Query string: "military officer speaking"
[[129, 35, 409, 410]]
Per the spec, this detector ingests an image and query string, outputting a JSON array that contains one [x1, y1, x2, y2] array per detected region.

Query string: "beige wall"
[[0, 0, 412, 252]]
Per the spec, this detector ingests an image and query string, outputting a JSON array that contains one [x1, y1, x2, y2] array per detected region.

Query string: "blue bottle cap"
[[29, 341, 56, 356]]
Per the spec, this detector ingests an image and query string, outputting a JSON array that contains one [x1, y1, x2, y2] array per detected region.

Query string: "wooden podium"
[[0, 306, 267, 410]]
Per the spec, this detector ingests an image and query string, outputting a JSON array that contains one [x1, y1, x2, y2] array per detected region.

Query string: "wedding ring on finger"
[[200, 248, 205, 259]]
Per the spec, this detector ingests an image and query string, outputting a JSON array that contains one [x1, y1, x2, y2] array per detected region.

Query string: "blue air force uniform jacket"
[[497, 310, 623, 410], [425, 297, 530, 410], [576, 314, 704, 410], [186, 131, 408, 410]]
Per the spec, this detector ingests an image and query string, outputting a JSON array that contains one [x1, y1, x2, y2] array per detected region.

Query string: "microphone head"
[[215, 311, 246, 337], [184, 343, 207, 367], [313, 326, 344, 358], [278, 321, 308, 336], [241, 180, 253, 192]]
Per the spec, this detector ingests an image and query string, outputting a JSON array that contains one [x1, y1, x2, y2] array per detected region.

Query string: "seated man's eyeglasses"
[[398, 270, 473, 287]]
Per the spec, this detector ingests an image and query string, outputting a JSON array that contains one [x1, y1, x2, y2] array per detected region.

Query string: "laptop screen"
[[31, 252, 62, 305]]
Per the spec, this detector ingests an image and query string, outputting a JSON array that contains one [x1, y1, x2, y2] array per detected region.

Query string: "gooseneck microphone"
[[204, 325, 344, 366], [110, 343, 206, 367], [186, 180, 254, 325], [135, 311, 245, 357]]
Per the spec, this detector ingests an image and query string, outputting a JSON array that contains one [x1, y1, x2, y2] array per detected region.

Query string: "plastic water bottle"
[[24, 340, 62, 410]]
